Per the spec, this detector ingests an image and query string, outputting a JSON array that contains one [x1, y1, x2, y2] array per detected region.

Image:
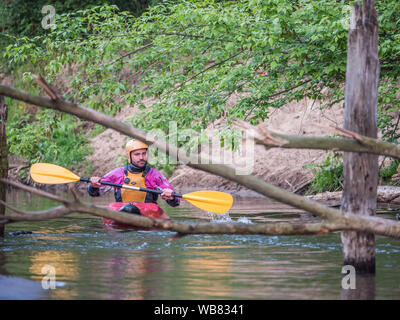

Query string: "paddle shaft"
[[79, 178, 183, 198], [29, 163, 233, 213]]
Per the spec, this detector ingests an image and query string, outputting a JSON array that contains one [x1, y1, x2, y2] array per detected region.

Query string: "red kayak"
[[103, 202, 170, 229]]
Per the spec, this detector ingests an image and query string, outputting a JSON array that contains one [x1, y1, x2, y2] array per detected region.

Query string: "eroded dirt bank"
[[88, 97, 345, 196]]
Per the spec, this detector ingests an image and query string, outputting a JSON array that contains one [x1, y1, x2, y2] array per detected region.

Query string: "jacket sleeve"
[[86, 167, 124, 198], [150, 170, 180, 207]]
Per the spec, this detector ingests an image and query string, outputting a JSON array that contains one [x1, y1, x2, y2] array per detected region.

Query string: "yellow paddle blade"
[[182, 190, 233, 214], [30, 163, 81, 184]]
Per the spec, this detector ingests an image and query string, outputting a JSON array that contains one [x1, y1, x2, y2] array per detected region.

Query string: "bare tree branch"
[[0, 179, 336, 235], [103, 42, 153, 67], [0, 202, 71, 221], [35, 75, 62, 101], [2, 83, 400, 161], [0, 178, 69, 204], [0, 83, 400, 239], [234, 119, 400, 158], [1, 179, 400, 238], [165, 50, 245, 95]]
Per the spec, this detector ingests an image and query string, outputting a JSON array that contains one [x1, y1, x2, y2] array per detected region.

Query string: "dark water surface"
[[0, 189, 399, 300]]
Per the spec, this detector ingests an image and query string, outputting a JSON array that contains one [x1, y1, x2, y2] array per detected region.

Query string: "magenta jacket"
[[87, 165, 180, 207]]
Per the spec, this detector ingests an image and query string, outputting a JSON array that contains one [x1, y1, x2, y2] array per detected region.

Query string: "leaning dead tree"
[[1, 178, 400, 239], [0, 75, 400, 240], [2, 82, 400, 160]]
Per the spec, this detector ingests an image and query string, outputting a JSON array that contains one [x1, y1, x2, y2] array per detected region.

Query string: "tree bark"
[[2, 85, 400, 159], [2, 82, 400, 238], [2, 74, 400, 240], [2, 178, 400, 239], [0, 96, 8, 237], [341, 0, 380, 274], [234, 119, 400, 160]]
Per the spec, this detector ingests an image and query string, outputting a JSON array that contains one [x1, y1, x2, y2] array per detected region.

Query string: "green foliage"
[[7, 109, 91, 169], [2, 1, 400, 173], [303, 152, 344, 194], [89, 124, 107, 138], [147, 148, 177, 178], [0, 0, 157, 38], [380, 160, 399, 181], [5, 1, 398, 131], [0, 1, 168, 70]]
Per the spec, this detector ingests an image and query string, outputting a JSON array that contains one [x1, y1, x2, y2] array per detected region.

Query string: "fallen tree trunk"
[[0, 84, 364, 224], [1, 178, 400, 238], [1, 84, 400, 160], [309, 186, 400, 205], [0, 79, 399, 238]]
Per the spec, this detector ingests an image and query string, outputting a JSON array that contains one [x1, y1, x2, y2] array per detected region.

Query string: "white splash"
[[207, 212, 233, 223], [207, 212, 253, 224], [236, 217, 253, 224]]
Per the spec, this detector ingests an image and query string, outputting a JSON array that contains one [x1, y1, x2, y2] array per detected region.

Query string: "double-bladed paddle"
[[30, 163, 233, 214]]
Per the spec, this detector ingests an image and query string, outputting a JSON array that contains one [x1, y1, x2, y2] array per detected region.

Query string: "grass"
[[303, 152, 344, 194]]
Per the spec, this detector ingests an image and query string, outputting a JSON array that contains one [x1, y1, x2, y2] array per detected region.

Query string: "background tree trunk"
[[0, 95, 8, 237], [341, 0, 380, 274]]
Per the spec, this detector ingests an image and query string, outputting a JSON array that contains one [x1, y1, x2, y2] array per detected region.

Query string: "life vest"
[[120, 165, 151, 203]]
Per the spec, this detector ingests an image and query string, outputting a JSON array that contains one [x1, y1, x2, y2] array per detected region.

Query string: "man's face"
[[130, 148, 148, 167]]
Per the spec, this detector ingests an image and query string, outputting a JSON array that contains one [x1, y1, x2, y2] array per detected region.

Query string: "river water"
[[0, 189, 399, 300]]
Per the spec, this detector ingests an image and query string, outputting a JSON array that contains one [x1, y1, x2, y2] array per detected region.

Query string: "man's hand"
[[90, 177, 102, 188], [161, 188, 174, 200]]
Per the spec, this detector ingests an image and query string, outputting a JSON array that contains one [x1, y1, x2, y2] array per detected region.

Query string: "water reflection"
[[87, 251, 172, 299], [0, 189, 399, 299], [183, 245, 233, 298], [29, 250, 79, 299]]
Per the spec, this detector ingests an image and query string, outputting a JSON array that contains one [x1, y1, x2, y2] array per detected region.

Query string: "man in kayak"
[[88, 139, 180, 214]]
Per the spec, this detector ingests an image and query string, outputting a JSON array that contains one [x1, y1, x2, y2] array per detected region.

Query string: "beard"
[[132, 160, 147, 168]]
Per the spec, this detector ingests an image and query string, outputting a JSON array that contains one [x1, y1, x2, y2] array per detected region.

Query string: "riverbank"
[[6, 93, 400, 204], [307, 185, 400, 207], [87, 95, 345, 195]]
